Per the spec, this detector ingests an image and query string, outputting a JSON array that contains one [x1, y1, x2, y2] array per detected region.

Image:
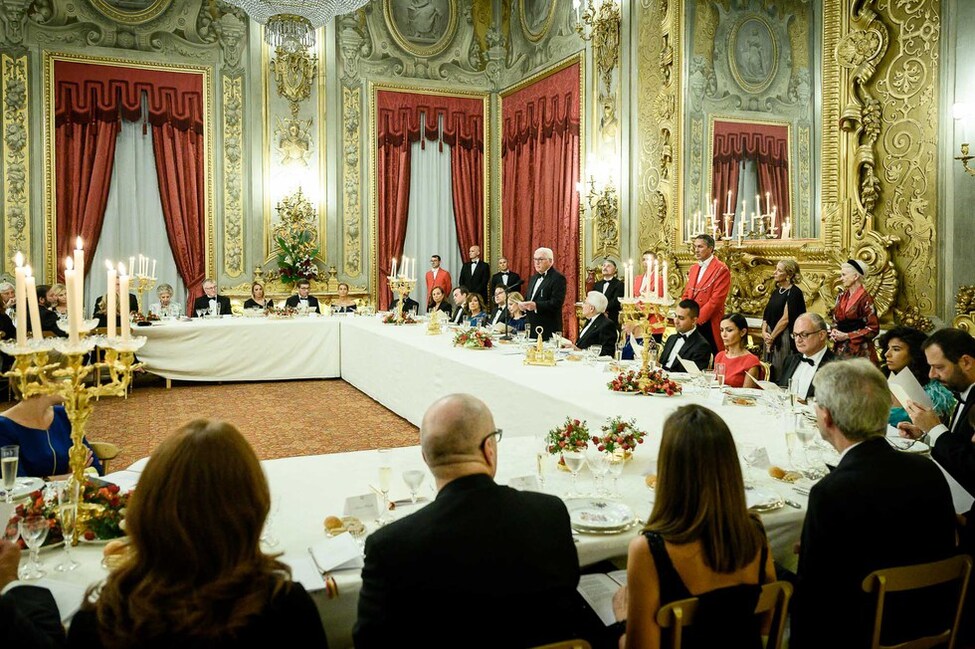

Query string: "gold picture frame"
[[520, 0, 558, 43], [384, 0, 459, 59], [89, 0, 173, 25]]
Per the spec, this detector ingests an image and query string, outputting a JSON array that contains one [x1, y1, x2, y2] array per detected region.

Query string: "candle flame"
[[14, 252, 23, 267], [118, 262, 127, 275], [105, 260, 114, 270], [65, 257, 74, 271], [23, 265, 31, 278], [75, 236, 83, 250]]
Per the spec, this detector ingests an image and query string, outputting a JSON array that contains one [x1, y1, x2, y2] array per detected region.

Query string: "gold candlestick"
[[134, 275, 157, 316], [388, 277, 417, 323]]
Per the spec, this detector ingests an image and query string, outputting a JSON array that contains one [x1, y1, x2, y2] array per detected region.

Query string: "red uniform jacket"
[[682, 257, 731, 351]]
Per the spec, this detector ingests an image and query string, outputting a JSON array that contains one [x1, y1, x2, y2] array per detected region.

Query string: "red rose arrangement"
[[546, 417, 590, 455], [592, 416, 648, 454], [5, 480, 130, 547], [607, 369, 681, 396], [383, 311, 417, 325], [453, 329, 493, 349]]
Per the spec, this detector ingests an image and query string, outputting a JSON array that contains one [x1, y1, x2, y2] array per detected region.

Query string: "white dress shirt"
[[790, 346, 829, 399], [491, 308, 504, 325], [666, 327, 697, 368], [530, 272, 546, 301], [696, 255, 715, 282], [601, 280, 610, 295], [500, 272, 509, 286], [927, 384, 973, 445], [431, 268, 439, 279]]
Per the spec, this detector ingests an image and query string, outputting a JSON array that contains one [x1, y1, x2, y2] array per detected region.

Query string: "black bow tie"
[[800, 357, 815, 366], [678, 333, 688, 341], [952, 390, 967, 403]]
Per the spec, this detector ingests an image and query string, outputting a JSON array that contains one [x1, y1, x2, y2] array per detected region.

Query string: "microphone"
[[503, 279, 524, 291]]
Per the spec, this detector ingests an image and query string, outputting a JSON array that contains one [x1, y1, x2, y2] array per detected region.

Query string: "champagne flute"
[[402, 470, 425, 505], [1, 445, 18, 504], [535, 438, 548, 490], [377, 463, 393, 525], [562, 450, 586, 498], [19, 515, 49, 580], [55, 479, 80, 572]]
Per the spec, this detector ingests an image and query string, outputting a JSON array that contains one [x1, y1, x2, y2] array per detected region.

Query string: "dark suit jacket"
[[450, 305, 467, 324], [36, 308, 67, 338], [354, 473, 581, 648], [576, 314, 617, 357], [284, 294, 320, 311], [0, 310, 15, 371], [793, 437, 957, 649], [489, 270, 522, 296], [95, 293, 141, 327], [592, 278, 624, 324], [776, 349, 837, 399], [430, 301, 452, 315], [459, 260, 490, 300], [659, 328, 711, 372], [391, 296, 419, 314], [192, 295, 231, 316], [525, 268, 567, 340], [2, 585, 65, 648], [931, 389, 975, 555], [488, 306, 508, 327]]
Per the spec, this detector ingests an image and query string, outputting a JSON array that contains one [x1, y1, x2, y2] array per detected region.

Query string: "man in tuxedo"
[[458, 245, 490, 302], [32, 285, 66, 338], [659, 299, 711, 372], [95, 289, 140, 326], [449, 287, 469, 325], [592, 259, 624, 326], [568, 291, 617, 357], [776, 313, 835, 400], [425, 255, 452, 310], [284, 279, 320, 312], [0, 310, 16, 371], [793, 360, 957, 649], [681, 234, 730, 355], [391, 293, 420, 315], [1, 540, 65, 648], [489, 256, 521, 296], [487, 286, 508, 328], [354, 394, 581, 648], [519, 247, 567, 341], [192, 278, 231, 316], [900, 327, 975, 557]]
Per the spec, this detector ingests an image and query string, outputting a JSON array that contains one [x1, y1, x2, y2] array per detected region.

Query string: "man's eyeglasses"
[[533, 257, 549, 262], [479, 428, 503, 451], [792, 329, 826, 341]]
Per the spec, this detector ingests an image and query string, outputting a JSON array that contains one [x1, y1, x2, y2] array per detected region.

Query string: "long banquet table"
[[10, 314, 815, 648]]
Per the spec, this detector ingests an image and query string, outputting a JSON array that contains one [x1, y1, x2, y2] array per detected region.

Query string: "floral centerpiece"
[[608, 369, 682, 396], [273, 189, 321, 285], [546, 417, 590, 456], [5, 480, 130, 547], [593, 416, 648, 455], [383, 311, 417, 325], [453, 328, 493, 349]]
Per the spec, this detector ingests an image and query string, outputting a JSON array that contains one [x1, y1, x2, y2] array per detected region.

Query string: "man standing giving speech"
[[519, 247, 566, 341], [681, 234, 731, 354]]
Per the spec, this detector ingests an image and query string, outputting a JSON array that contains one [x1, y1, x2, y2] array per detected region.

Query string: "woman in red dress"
[[714, 313, 761, 388], [829, 260, 880, 363]]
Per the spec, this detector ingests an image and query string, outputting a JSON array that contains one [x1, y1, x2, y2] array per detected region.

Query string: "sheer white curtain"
[[84, 118, 185, 314], [734, 157, 759, 234], [402, 115, 463, 313]]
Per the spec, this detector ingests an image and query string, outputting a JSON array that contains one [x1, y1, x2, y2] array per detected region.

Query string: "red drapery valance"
[[501, 63, 581, 338], [376, 90, 483, 150], [54, 61, 203, 132], [711, 120, 790, 235]]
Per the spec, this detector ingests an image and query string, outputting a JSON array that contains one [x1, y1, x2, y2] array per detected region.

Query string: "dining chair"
[[655, 580, 793, 649], [529, 640, 592, 649], [860, 554, 972, 649], [89, 441, 121, 474]]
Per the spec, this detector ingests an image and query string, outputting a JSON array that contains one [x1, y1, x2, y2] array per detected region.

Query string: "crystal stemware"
[[55, 479, 80, 572], [377, 463, 393, 525], [1, 445, 18, 504], [19, 515, 49, 580], [587, 449, 610, 497], [607, 454, 626, 499], [402, 470, 425, 505], [562, 450, 586, 498]]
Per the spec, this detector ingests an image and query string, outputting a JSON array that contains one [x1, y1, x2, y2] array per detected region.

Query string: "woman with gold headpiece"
[[828, 259, 880, 362]]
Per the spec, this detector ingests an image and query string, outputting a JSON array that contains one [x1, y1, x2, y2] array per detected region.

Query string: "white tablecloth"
[[137, 316, 342, 381]]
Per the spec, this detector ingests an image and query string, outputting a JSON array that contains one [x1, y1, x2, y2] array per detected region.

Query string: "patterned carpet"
[[3, 378, 419, 471]]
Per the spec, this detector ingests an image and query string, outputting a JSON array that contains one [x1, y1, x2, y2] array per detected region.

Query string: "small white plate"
[[565, 498, 635, 532], [4, 477, 43, 501], [885, 435, 930, 453], [746, 489, 785, 512]]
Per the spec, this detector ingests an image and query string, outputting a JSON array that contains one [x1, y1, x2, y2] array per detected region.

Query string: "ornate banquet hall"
[[1, 0, 974, 647]]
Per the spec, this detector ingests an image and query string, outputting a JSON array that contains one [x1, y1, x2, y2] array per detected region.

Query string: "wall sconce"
[[573, 0, 621, 43], [953, 102, 975, 177], [579, 175, 620, 259]]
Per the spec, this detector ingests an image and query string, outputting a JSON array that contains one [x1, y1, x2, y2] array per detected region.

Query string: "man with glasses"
[[424, 254, 452, 311], [518, 247, 567, 340], [776, 312, 835, 400], [192, 278, 231, 317], [284, 279, 320, 312], [354, 394, 581, 647]]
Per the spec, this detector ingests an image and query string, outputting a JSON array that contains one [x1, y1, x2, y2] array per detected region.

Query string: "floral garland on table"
[[546, 417, 590, 455], [608, 369, 681, 396], [5, 481, 130, 546], [383, 311, 417, 325], [593, 416, 648, 454], [453, 328, 493, 348]]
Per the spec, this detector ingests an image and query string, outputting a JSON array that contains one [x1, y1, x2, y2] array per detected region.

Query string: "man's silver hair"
[[813, 359, 889, 442]]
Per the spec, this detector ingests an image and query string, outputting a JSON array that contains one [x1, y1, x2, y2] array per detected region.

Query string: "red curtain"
[[375, 90, 484, 310], [501, 63, 581, 337], [54, 61, 205, 305], [711, 121, 790, 237]]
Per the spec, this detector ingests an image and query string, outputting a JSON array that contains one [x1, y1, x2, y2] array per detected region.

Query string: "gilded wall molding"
[[222, 74, 244, 278], [2, 52, 29, 271], [343, 86, 363, 277]]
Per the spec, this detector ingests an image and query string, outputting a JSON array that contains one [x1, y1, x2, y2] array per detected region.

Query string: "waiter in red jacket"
[[681, 234, 730, 355]]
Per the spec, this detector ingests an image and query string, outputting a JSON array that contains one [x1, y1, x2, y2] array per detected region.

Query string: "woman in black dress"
[[429, 286, 451, 315], [331, 283, 357, 313], [243, 281, 273, 310], [761, 259, 806, 380]]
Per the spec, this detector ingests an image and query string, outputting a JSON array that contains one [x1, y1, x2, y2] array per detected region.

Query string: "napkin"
[[678, 357, 701, 375], [309, 533, 364, 573]]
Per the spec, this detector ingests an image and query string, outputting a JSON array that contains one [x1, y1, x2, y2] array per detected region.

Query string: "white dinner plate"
[[565, 498, 635, 532], [724, 387, 764, 398], [3, 476, 43, 501], [885, 435, 930, 453], [746, 489, 785, 513]]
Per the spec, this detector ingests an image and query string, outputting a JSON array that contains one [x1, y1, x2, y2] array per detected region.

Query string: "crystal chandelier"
[[220, 0, 370, 51]]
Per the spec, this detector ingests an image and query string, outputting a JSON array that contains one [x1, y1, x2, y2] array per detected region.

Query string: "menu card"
[[678, 357, 701, 375], [887, 368, 934, 410], [309, 533, 364, 573]]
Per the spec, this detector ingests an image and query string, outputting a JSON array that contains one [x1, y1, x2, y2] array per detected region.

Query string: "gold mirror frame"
[[89, 0, 173, 24], [520, 0, 558, 43], [636, 0, 906, 320], [41, 52, 214, 283], [367, 82, 491, 298]]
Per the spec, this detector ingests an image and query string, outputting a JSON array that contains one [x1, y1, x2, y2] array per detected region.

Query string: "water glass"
[[562, 451, 586, 497], [714, 362, 726, 387], [19, 516, 49, 580], [377, 453, 393, 525], [55, 479, 80, 572], [402, 470, 425, 505], [1, 445, 18, 504], [587, 449, 610, 496], [607, 454, 625, 499], [535, 438, 548, 490]]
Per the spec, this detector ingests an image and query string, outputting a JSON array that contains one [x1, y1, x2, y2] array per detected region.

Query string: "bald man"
[[354, 394, 582, 648]]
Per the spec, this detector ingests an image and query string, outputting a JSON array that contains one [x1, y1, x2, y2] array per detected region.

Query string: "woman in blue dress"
[[466, 293, 489, 328], [0, 393, 103, 478], [879, 326, 955, 426]]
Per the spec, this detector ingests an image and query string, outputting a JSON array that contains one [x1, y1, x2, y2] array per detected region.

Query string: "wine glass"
[[552, 331, 563, 350], [19, 515, 49, 580], [587, 345, 602, 366], [714, 362, 727, 387], [562, 450, 586, 497], [55, 479, 80, 572], [195, 308, 206, 319], [587, 449, 610, 497], [1, 445, 18, 504], [377, 461, 393, 525], [402, 470, 425, 505], [535, 438, 549, 490], [607, 454, 625, 499]]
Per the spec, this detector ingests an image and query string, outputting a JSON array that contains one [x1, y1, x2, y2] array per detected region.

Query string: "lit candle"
[[64, 257, 79, 345], [151, 259, 157, 279], [400, 255, 406, 278], [741, 199, 746, 217], [625, 260, 632, 299], [662, 261, 669, 302], [106, 260, 117, 340], [726, 191, 732, 214], [74, 237, 85, 321], [390, 257, 397, 279], [23, 267, 42, 342], [13, 252, 26, 347], [119, 263, 130, 341], [755, 194, 761, 218], [772, 207, 777, 235], [738, 219, 745, 238], [712, 199, 718, 218], [654, 259, 661, 297], [129, 256, 135, 279]]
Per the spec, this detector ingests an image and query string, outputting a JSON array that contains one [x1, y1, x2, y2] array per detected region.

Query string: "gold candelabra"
[[2, 334, 145, 544], [388, 277, 417, 323], [134, 274, 157, 315]]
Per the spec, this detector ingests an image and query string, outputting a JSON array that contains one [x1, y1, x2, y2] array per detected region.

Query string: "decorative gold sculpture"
[[581, 176, 621, 260], [270, 47, 317, 117], [427, 308, 444, 335], [388, 276, 417, 323], [524, 327, 557, 367]]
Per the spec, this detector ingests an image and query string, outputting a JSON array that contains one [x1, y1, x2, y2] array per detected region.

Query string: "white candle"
[[390, 257, 397, 279], [625, 260, 632, 299], [151, 259, 157, 279], [739, 219, 745, 238], [662, 261, 669, 302], [741, 199, 746, 218], [772, 207, 777, 234], [400, 255, 406, 278], [64, 257, 79, 345], [119, 265, 130, 341], [755, 194, 761, 218], [129, 256, 135, 278], [24, 269, 42, 342], [766, 192, 771, 215], [726, 191, 732, 214], [712, 199, 718, 218], [106, 261, 117, 340], [654, 260, 661, 297], [13, 252, 26, 347], [74, 237, 85, 321]]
